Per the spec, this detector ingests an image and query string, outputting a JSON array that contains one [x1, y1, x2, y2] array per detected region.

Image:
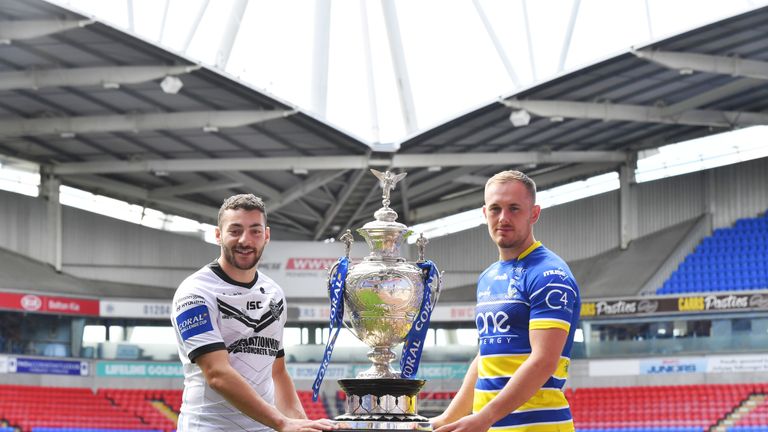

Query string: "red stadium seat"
[[569, 383, 767, 431]]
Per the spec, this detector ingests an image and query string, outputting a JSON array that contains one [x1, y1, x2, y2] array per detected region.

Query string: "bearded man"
[[171, 194, 336, 432]]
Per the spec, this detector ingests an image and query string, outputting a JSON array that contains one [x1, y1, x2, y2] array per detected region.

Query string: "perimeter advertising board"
[[0, 291, 99, 316], [3, 357, 89, 376], [580, 291, 768, 319], [99, 300, 173, 319], [259, 241, 381, 298]]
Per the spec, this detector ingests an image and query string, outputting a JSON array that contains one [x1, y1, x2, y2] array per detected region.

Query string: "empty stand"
[[659, 214, 768, 295], [296, 390, 330, 420], [731, 393, 768, 431], [2, 383, 767, 431], [0, 385, 155, 432], [418, 391, 458, 418], [31, 429, 158, 432], [99, 388, 180, 432], [569, 383, 768, 432], [0, 385, 336, 431]]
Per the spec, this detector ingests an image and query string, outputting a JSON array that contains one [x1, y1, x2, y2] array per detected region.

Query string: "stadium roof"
[[395, 5, 768, 221], [1, 0, 768, 240]]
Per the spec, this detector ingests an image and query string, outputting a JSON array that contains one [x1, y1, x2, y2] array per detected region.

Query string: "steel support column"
[[40, 170, 62, 271], [619, 154, 637, 250]]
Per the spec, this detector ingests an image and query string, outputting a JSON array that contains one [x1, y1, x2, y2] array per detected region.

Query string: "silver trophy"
[[331, 169, 441, 431]]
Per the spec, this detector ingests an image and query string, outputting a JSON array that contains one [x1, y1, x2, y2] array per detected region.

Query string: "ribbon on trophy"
[[399, 260, 439, 379], [312, 256, 349, 402]]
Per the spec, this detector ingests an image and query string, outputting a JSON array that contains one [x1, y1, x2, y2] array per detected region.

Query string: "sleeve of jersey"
[[527, 274, 579, 333], [172, 289, 226, 363], [276, 294, 286, 359], [275, 325, 285, 359]]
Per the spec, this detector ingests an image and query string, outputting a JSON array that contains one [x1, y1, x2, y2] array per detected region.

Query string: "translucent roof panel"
[[47, 0, 768, 146]]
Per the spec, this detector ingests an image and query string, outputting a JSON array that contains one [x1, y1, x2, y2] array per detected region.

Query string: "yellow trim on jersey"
[[478, 354, 527, 377], [479, 355, 571, 380], [473, 387, 569, 413], [553, 357, 570, 380], [517, 241, 543, 260], [529, 318, 571, 332], [490, 420, 575, 432]]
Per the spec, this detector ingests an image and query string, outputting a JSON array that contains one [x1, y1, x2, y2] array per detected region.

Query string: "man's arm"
[[430, 352, 479, 429], [196, 350, 336, 432], [272, 356, 308, 419], [434, 328, 568, 432]]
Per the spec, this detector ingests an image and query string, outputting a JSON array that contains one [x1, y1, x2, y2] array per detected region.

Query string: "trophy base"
[[336, 378, 430, 430], [335, 414, 428, 422], [333, 420, 432, 431]]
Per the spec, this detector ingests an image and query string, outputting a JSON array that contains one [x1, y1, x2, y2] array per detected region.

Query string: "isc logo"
[[476, 311, 510, 335]]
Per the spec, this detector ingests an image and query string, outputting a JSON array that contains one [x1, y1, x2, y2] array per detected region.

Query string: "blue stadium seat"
[[658, 211, 768, 295]]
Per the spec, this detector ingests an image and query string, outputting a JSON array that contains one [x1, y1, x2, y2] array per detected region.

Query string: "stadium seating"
[[0, 385, 156, 432], [98, 389, 180, 432], [569, 383, 768, 432], [2, 383, 767, 431], [296, 390, 331, 419], [418, 391, 459, 418], [658, 213, 768, 294], [0, 385, 333, 431], [731, 394, 768, 431], [31, 429, 159, 432]]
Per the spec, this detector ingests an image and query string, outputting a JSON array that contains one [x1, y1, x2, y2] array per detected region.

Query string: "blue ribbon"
[[312, 256, 349, 402], [399, 260, 439, 379]]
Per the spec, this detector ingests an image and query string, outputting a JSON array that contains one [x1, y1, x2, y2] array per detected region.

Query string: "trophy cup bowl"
[[344, 223, 428, 379], [328, 170, 441, 431]]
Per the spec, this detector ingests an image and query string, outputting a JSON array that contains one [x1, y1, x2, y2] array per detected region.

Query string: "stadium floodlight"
[[160, 75, 184, 94], [509, 109, 531, 127]]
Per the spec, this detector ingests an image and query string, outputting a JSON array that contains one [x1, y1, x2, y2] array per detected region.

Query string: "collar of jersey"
[[502, 241, 542, 263], [208, 260, 259, 288]]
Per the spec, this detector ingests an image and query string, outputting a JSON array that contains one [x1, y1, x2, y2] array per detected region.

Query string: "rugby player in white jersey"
[[432, 171, 581, 432], [172, 194, 337, 432]]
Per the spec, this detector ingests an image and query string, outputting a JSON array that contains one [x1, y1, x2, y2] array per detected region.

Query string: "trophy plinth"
[[326, 170, 441, 431], [336, 378, 427, 423]]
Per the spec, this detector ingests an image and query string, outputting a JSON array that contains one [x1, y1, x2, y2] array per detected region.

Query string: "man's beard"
[[496, 238, 520, 250], [223, 245, 264, 270], [493, 226, 526, 251]]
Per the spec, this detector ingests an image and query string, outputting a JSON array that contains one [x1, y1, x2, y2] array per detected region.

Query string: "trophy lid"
[[357, 170, 411, 258]]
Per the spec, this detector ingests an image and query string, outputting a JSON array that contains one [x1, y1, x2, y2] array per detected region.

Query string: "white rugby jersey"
[[172, 261, 286, 432]]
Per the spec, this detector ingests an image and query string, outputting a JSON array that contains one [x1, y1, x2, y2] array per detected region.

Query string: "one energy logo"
[[476, 311, 510, 335]]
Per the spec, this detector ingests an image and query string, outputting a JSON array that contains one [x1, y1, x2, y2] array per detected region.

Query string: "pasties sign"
[[581, 292, 768, 318]]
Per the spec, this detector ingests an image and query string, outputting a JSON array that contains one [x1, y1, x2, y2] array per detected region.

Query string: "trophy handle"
[[340, 314, 357, 336], [432, 270, 443, 311], [326, 261, 339, 296]]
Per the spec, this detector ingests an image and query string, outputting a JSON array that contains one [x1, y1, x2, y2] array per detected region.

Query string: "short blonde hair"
[[485, 170, 536, 203]]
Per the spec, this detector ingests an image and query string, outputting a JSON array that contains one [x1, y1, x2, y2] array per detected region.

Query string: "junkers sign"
[[581, 292, 768, 319]]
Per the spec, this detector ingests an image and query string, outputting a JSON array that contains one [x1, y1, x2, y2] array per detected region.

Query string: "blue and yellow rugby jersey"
[[474, 241, 580, 432]]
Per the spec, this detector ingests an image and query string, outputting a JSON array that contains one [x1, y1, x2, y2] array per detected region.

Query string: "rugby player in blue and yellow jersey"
[[432, 170, 581, 432]]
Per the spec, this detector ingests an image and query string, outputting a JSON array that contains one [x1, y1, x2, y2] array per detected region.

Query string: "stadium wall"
[[2, 355, 766, 391], [425, 158, 768, 290], [0, 158, 765, 294], [0, 189, 218, 289]]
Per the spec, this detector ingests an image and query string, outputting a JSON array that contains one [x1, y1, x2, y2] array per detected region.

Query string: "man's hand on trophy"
[[430, 413, 450, 429], [432, 413, 494, 432], [278, 417, 338, 431]]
